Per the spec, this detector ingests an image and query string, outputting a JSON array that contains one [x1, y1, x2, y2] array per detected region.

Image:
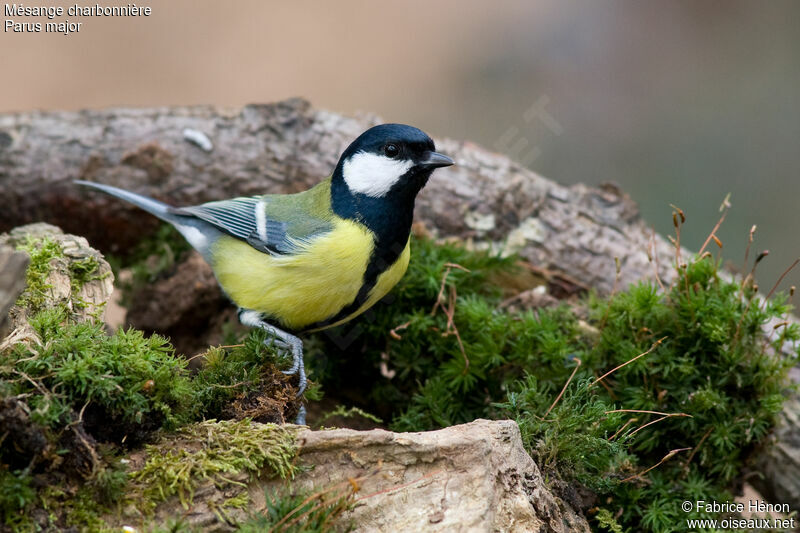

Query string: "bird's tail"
[[75, 180, 218, 256], [75, 180, 178, 222]]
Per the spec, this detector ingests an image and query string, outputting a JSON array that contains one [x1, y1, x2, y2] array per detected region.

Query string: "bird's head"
[[334, 124, 454, 200]]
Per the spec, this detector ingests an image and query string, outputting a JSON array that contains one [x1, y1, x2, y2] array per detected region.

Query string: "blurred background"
[[2, 0, 798, 291]]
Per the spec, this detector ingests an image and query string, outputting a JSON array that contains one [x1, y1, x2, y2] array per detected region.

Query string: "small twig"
[[13, 369, 51, 397], [185, 351, 210, 362], [605, 409, 678, 416], [669, 204, 685, 274], [697, 193, 730, 256], [742, 224, 757, 280], [595, 375, 617, 399], [649, 230, 667, 293], [627, 412, 691, 439], [443, 285, 469, 373], [683, 426, 714, 473], [430, 262, 470, 316], [428, 262, 471, 374], [590, 337, 667, 389], [608, 418, 637, 441], [389, 321, 411, 340], [544, 358, 582, 418], [764, 257, 800, 302], [66, 399, 92, 429], [621, 447, 691, 483]]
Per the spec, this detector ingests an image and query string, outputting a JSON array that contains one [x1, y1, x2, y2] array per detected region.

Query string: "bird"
[[77, 123, 454, 425]]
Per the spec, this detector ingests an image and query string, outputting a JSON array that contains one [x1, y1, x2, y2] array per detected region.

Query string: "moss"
[[3, 208, 796, 532], [316, 405, 382, 428], [222, 491, 250, 510], [68, 254, 103, 291], [305, 218, 798, 532], [129, 419, 300, 513], [11, 233, 111, 320], [191, 330, 288, 419], [190, 329, 303, 423], [34, 475, 125, 533], [0, 303, 192, 531], [4, 306, 192, 435], [594, 508, 624, 533], [0, 468, 36, 530], [238, 485, 356, 533], [13, 236, 63, 312]]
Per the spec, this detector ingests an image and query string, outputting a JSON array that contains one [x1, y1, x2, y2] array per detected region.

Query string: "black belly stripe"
[[300, 170, 422, 333], [301, 231, 408, 332]]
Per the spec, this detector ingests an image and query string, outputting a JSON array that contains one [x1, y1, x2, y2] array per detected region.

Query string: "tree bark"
[[0, 98, 673, 293], [0, 247, 28, 338]]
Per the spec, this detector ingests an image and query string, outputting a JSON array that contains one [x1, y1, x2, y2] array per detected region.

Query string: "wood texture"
[[0, 246, 29, 337], [0, 98, 674, 293]]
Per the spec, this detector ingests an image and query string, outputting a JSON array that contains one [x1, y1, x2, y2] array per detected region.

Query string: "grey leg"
[[239, 310, 307, 425]]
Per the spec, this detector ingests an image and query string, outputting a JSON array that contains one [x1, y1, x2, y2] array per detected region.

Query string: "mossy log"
[[1, 100, 798, 510], [114, 419, 589, 532]]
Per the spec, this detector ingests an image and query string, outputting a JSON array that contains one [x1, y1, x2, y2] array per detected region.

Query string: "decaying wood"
[[0, 98, 674, 293], [0, 223, 115, 328], [749, 397, 800, 512], [117, 419, 590, 532], [0, 246, 28, 337]]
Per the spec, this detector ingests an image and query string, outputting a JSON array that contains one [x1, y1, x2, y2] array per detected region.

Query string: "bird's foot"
[[279, 335, 307, 397], [294, 405, 307, 426], [239, 310, 308, 425]]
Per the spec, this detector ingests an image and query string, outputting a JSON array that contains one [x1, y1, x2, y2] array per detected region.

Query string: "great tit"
[[77, 123, 454, 425]]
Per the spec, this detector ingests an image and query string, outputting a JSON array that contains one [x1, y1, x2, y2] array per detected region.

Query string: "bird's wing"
[[173, 195, 333, 256]]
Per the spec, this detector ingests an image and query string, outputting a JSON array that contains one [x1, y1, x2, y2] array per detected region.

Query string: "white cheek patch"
[[342, 151, 413, 197]]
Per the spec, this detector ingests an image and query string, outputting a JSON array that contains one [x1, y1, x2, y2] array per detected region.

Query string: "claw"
[[281, 358, 300, 375], [238, 308, 308, 398]]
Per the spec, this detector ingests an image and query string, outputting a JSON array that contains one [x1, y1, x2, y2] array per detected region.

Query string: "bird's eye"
[[384, 143, 399, 158]]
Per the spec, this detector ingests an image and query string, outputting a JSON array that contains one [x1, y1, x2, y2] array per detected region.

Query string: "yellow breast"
[[209, 218, 410, 332]]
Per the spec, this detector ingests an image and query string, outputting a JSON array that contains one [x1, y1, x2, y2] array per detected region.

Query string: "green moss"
[[68, 254, 109, 301], [594, 508, 624, 533], [307, 236, 521, 425], [316, 405, 382, 428], [3, 210, 795, 533], [33, 474, 126, 533], [0, 469, 36, 530], [238, 485, 355, 533], [14, 236, 64, 312], [130, 419, 299, 513], [306, 224, 797, 532], [190, 329, 288, 419], [500, 376, 633, 492], [223, 491, 250, 510], [3, 306, 192, 432], [12, 234, 110, 318]]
